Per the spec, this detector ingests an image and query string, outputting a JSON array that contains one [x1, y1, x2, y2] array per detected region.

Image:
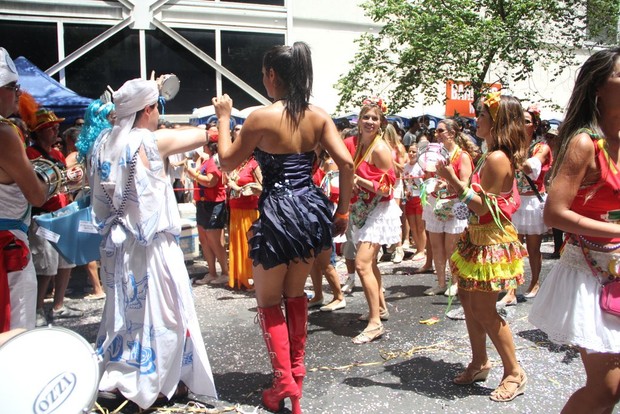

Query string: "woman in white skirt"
[[350, 98, 401, 344], [500, 105, 552, 305], [529, 47, 620, 413], [422, 119, 476, 297]]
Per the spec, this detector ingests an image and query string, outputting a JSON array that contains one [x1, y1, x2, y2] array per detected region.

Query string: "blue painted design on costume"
[[123, 271, 149, 310], [100, 161, 111, 181], [108, 335, 123, 361], [182, 351, 193, 366], [126, 340, 157, 374]]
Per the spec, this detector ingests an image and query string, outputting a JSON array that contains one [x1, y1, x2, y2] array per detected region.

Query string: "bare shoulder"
[[0, 123, 24, 157], [371, 140, 393, 169], [567, 132, 595, 157], [482, 150, 511, 176], [307, 104, 331, 120]]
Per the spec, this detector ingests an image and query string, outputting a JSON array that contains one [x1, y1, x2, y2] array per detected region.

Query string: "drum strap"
[[0, 219, 27, 234]]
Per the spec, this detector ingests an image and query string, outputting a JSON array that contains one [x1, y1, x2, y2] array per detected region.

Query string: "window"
[[146, 28, 217, 114], [65, 25, 140, 99], [0, 21, 58, 76], [221, 31, 284, 108]]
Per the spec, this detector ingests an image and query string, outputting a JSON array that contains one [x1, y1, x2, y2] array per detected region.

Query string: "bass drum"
[[0, 326, 99, 414]]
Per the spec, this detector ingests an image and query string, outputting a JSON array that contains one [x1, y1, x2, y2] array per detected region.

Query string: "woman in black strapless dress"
[[213, 42, 354, 414]]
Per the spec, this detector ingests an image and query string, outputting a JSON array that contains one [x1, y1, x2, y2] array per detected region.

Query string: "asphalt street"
[[52, 241, 618, 414]]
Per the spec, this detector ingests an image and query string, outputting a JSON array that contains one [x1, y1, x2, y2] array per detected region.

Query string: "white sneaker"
[[444, 284, 458, 297], [341, 274, 355, 294], [210, 274, 229, 285], [35, 309, 48, 327], [392, 247, 404, 264]]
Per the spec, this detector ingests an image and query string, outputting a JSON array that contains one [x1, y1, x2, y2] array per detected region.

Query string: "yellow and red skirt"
[[451, 221, 527, 292]]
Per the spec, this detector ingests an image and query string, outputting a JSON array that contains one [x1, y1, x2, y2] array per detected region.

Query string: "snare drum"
[[32, 157, 63, 198], [417, 143, 449, 173], [320, 170, 340, 203], [0, 327, 99, 414], [158, 74, 180, 101]]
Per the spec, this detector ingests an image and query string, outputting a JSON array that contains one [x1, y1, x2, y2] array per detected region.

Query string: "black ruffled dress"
[[249, 149, 333, 269]]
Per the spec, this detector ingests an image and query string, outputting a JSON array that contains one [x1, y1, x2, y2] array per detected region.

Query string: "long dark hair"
[[549, 47, 620, 181], [263, 41, 313, 128]]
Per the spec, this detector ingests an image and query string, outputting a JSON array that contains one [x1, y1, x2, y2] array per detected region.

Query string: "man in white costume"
[[89, 78, 217, 409], [0, 47, 47, 331]]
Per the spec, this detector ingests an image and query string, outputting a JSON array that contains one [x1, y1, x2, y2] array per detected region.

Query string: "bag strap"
[[523, 174, 544, 202]]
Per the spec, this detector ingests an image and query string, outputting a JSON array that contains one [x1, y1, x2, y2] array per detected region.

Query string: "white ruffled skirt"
[[352, 199, 402, 246], [529, 243, 620, 353], [512, 194, 548, 235]]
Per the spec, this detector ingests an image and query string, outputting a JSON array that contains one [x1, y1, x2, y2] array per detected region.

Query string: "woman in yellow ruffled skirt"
[[436, 93, 529, 403]]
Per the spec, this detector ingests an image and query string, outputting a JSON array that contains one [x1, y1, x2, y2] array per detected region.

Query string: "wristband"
[[334, 211, 349, 220], [462, 188, 475, 204], [458, 186, 471, 201]]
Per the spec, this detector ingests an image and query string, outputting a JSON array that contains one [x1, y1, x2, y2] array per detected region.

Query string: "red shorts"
[[405, 197, 422, 215]]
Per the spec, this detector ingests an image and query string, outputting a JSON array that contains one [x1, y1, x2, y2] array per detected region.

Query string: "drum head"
[[160, 74, 180, 101], [0, 327, 99, 414], [417, 143, 448, 172]]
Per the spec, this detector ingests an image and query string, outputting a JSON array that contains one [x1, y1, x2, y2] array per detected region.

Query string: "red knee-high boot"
[[257, 304, 301, 412], [285, 295, 308, 414]]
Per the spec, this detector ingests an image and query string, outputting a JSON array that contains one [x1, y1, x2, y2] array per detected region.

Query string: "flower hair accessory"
[[362, 96, 388, 114], [483, 91, 501, 121], [526, 103, 541, 124]]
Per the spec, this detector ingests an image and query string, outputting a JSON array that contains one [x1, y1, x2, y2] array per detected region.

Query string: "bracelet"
[[334, 211, 349, 220], [458, 186, 470, 201], [462, 188, 475, 204]]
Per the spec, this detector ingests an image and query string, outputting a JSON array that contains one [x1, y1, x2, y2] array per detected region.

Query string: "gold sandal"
[[490, 371, 527, 402], [352, 324, 385, 344]]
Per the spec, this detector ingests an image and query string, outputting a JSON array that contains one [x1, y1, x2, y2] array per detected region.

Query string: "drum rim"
[[0, 326, 100, 412]]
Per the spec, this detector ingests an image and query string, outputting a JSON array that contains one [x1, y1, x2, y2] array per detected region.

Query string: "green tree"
[[336, 0, 618, 114]]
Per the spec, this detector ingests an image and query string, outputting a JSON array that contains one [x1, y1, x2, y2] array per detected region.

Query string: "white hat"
[[0, 48, 18, 88]]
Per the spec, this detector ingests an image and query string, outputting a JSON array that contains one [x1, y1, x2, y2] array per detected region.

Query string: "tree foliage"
[[335, 0, 618, 114]]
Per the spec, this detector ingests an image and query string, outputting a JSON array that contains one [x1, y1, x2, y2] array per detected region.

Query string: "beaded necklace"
[[578, 237, 620, 282]]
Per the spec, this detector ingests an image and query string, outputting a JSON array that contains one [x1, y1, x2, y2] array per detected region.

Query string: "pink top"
[[571, 136, 620, 243], [228, 158, 260, 210], [353, 160, 396, 204], [193, 158, 226, 202], [470, 160, 520, 225]]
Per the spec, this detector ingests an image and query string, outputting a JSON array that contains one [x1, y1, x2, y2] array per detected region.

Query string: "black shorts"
[[196, 200, 228, 229]]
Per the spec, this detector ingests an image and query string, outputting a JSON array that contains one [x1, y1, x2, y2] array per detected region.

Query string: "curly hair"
[[440, 118, 480, 162], [76, 99, 115, 162]]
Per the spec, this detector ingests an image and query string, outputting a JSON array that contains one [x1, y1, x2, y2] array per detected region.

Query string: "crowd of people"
[[0, 41, 619, 414]]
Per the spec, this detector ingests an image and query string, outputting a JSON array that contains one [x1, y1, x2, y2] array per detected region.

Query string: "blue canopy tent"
[[14, 57, 93, 125]]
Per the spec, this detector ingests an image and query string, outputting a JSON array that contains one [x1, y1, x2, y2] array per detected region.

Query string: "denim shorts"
[[196, 200, 228, 229]]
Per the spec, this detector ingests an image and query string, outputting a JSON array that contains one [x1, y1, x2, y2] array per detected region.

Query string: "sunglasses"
[[233, 128, 241, 131], [435, 128, 446, 134], [2, 83, 20, 92]]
